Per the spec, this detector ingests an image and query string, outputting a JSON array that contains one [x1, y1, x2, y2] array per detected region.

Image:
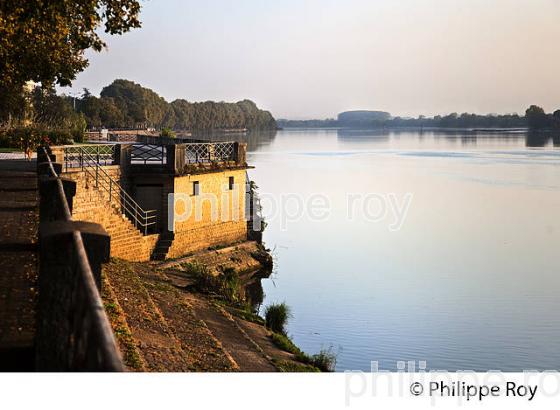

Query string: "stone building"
[[50, 140, 255, 261]]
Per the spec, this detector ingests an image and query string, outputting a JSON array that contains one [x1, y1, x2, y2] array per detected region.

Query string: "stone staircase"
[[66, 170, 159, 262]]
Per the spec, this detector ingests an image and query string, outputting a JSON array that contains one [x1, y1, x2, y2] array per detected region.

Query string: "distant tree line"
[[76, 79, 277, 131], [0, 79, 276, 150], [0, 85, 87, 150], [279, 106, 560, 130]]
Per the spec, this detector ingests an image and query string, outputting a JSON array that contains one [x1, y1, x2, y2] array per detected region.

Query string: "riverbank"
[[101, 241, 323, 372]]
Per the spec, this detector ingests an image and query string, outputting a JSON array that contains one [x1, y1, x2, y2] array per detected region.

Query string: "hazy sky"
[[62, 0, 560, 119]]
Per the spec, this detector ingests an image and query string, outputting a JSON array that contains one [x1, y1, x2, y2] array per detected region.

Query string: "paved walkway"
[[0, 159, 38, 370], [0, 152, 36, 160]]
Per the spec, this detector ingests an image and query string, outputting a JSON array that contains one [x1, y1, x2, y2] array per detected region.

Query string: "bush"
[[264, 302, 291, 335], [184, 262, 241, 303], [0, 127, 75, 149], [309, 348, 337, 372], [221, 267, 241, 303], [161, 127, 176, 138]]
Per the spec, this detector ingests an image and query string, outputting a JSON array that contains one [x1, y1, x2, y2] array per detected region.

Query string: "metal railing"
[[63, 144, 117, 170], [38, 147, 124, 371], [78, 150, 157, 235], [130, 144, 167, 165], [184, 141, 236, 164]]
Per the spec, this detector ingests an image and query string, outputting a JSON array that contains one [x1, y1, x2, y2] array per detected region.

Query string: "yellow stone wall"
[[63, 168, 160, 262], [168, 169, 248, 257]]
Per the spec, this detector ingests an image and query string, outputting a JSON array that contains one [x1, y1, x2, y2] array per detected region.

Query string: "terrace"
[[52, 141, 247, 175]]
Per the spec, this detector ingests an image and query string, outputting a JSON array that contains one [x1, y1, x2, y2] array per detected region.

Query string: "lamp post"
[[68, 91, 81, 111]]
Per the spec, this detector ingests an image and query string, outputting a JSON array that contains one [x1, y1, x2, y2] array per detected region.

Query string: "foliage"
[[184, 262, 242, 303], [0, 127, 73, 150], [161, 127, 176, 138], [271, 332, 301, 355], [525, 105, 557, 129], [221, 302, 266, 325], [0, 1, 141, 121], [273, 359, 321, 373], [270, 332, 336, 372], [309, 348, 337, 372], [75, 80, 277, 130], [220, 267, 242, 303], [264, 302, 292, 335]]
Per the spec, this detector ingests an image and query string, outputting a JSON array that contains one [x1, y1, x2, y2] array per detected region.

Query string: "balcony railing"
[[184, 142, 236, 164], [55, 141, 245, 177], [130, 144, 167, 165], [63, 144, 117, 170]]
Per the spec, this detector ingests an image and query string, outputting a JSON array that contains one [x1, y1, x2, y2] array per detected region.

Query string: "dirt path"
[[103, 260, 236, 371], [102, 259, 314, 372], [183, 293, 277, 372]]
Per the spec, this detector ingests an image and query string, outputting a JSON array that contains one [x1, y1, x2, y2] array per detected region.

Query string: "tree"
[[552, 110, 560, 129], [69, 80, 277, 131], [525, 105, 550, 129], [100, 79, 168, 128], [0, 0, 142, 121]]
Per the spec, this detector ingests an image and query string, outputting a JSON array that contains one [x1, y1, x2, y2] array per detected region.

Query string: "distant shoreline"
[[278, 126, 531, 133]]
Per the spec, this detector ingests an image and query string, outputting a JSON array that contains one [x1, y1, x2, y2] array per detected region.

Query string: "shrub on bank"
[[184, 262, 242, 303], [309, 348, 337, 372], [270, 332, 337, 372], [264, 302, 291, 335]]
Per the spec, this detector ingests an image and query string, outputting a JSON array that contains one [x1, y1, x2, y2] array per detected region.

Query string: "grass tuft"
[[264, 302, 291, 335], [270, 332, 337, 372], [184, 262, 242, 303], [309, 348, 337, 372]]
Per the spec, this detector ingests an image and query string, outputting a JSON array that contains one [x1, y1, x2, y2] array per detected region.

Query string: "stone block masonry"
[[63, 167, 159, 262], [167, 169, 248, 258]]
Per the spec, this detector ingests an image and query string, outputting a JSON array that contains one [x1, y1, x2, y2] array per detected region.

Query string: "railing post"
[[38, 176, 77, 222], [172, 144, 185, 174], [49, 146, 65, 167], [113, 144, 121, 165], [109, 179, 112, 203], [36, 220, 113, 371], [235, 142, 247, 165]]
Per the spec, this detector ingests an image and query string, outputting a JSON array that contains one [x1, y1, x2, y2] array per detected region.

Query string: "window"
[[192, 181, 200, 196], [228, 176, 235, 191]]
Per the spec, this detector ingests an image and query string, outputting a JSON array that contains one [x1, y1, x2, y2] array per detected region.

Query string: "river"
[[244, 129, 560, 371]]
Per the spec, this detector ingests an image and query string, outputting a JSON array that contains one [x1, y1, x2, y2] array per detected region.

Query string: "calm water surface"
[[245, 129, 560, 371]]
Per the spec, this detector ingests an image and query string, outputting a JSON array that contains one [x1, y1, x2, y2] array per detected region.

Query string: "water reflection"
[[526, 132, 560, 147], [190, 129, 278, 151], [335, 128, 560, 148]]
